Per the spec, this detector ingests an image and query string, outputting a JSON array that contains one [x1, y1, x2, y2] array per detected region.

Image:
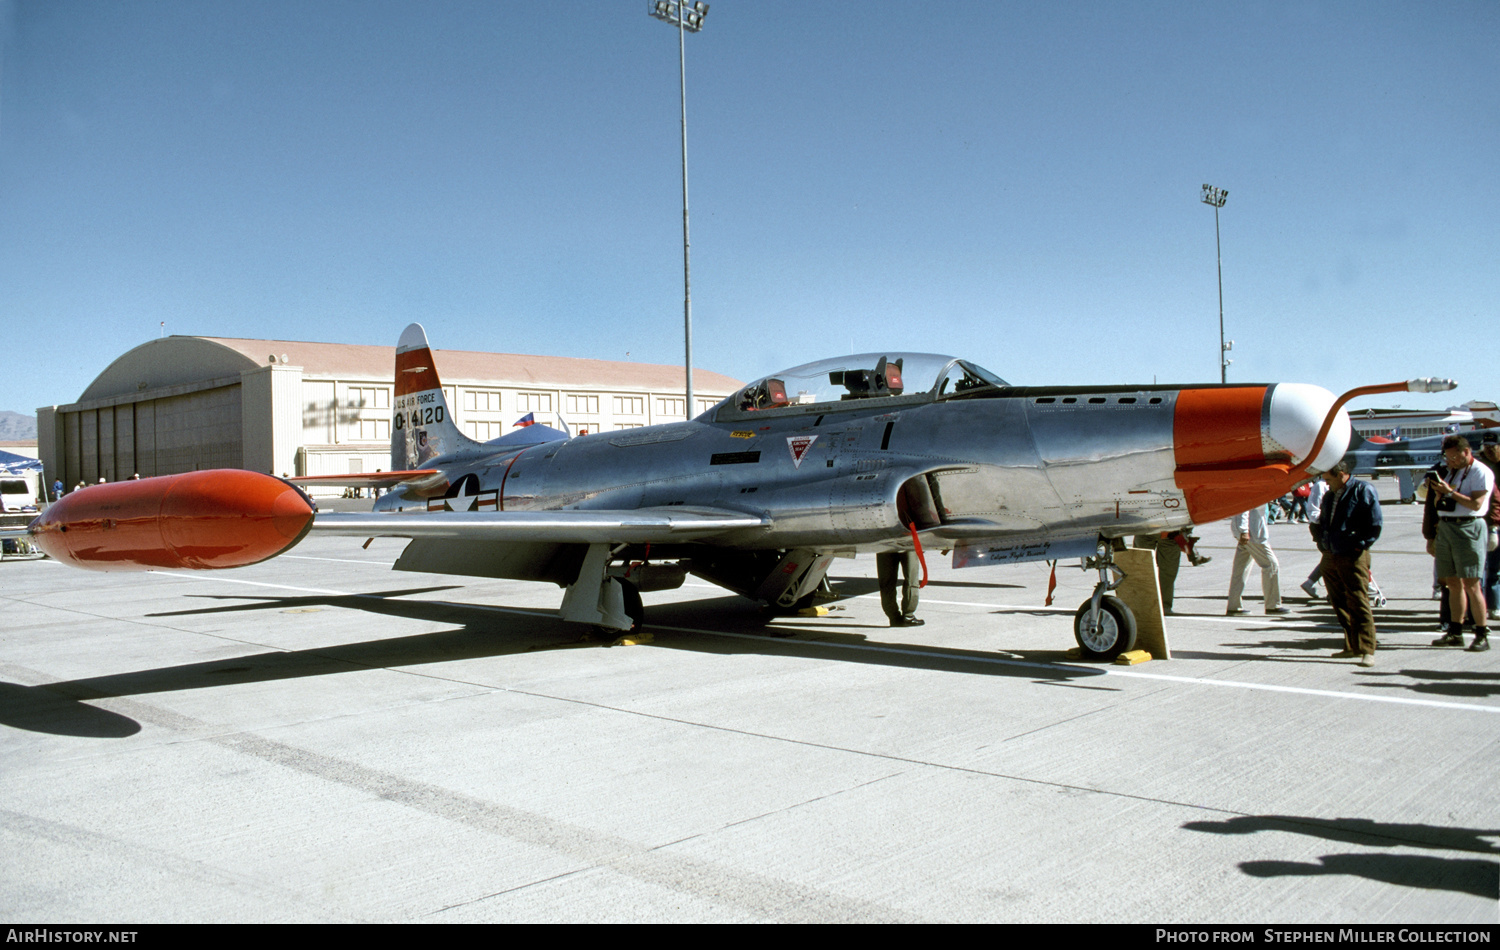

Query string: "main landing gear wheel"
[[1074, 595, 1137, 661], [788, 590, 820, 612], [590, 578, 645, 641], [619, 578, 644, 634]]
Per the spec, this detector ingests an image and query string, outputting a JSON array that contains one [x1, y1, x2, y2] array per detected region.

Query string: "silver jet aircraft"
[[28, 324, 1454, 660]]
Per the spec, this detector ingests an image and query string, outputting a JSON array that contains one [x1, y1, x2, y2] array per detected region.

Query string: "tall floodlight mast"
[[1201, 183, 1230, 384], [649, 0, 709, 419]]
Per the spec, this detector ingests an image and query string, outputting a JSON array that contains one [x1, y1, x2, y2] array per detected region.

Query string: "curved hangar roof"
[[80, 335, 742, 402]]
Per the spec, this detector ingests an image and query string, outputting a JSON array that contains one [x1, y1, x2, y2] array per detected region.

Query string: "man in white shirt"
[[1430, 435, 1495, 651], [1226, 504, 1288, 615]]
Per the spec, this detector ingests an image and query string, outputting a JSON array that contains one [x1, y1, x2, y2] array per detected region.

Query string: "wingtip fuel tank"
[[29, 470, 316, 571]]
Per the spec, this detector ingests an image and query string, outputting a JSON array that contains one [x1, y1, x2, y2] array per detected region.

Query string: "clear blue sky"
[[2, 1, 1495, 419]]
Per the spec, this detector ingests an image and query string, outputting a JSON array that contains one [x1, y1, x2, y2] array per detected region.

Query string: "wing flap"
[[311, 506, 770, 543]]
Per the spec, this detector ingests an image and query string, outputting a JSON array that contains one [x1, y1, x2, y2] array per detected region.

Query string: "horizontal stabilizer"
[[311, 507, 771, 544], [288, 470, 441, 490]]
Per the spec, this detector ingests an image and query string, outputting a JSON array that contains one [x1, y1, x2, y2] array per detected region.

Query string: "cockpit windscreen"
[[727, 353, 1008, 414]]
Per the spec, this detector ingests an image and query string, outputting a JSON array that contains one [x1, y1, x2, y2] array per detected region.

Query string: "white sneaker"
[[1300, 580, 1319, 598]]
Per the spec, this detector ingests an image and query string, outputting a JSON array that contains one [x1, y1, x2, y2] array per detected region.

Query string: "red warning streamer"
[[907, 522, 929, 589]]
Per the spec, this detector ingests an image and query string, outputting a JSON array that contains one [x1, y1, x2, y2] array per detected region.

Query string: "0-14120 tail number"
[[394, 406, 444, 429]]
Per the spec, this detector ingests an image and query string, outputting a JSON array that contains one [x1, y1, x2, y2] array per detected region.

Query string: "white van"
[[0, 472, 39, 511]]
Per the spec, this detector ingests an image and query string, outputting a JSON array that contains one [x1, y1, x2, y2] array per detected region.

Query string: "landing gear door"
[[753, 548, 835, 608]]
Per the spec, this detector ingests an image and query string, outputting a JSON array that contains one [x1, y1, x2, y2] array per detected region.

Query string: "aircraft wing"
[[310, 506, 771, 544]]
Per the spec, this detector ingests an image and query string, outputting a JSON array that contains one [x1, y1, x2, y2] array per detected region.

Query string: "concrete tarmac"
[[2, 486, 1497, 923]]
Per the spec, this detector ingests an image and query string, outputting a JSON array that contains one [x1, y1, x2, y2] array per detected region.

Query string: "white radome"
[[1265, 383, 1352, 474]]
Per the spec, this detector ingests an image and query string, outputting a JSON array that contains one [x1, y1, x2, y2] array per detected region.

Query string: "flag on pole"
[[513, 413, 535, 428]]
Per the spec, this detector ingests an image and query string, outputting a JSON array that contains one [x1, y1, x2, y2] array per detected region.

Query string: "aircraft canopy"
[[720, 353, 1008, 416]]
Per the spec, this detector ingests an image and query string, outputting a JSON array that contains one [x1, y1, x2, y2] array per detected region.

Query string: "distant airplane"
[[27, 324, 1455, 660], [1344, 427, 1498, 502]]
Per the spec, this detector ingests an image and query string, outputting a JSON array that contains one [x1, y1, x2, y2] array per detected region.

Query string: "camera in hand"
[[1428, 471, 1458, 512]]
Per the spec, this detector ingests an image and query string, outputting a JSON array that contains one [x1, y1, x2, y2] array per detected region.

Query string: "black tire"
[[789, 590, 818, 612], [1074, 596, 1137, 661], [619, 578, 644, 634]]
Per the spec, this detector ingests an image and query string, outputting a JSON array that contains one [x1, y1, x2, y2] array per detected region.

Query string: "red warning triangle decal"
[[787, 434, 818, 469]]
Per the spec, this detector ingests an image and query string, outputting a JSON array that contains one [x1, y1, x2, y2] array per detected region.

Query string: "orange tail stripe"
[[395, 346, 442, 399]]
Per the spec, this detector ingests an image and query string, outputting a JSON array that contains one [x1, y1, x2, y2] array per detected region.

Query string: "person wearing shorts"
[[1430, 436, 1494, 652]]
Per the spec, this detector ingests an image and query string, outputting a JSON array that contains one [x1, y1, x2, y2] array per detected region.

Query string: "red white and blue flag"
[[514, 413, 535, 428]]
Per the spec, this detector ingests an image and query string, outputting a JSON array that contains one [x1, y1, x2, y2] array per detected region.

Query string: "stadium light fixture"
[[1201, 184, 1230, 384], [649, 1, 710, 418]]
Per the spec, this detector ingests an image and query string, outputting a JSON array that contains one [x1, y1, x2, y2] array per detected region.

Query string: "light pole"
[[1200, 183, 1230, 384], [649, 0, 709, 420]]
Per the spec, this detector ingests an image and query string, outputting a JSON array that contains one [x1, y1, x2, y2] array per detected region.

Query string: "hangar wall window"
[[613, 396, 644, 416], [467, 421, 506, 440], [566, 394, 599, 415], [356, 419, 390, 441], [464, 390, 504, 413], [348, 386, 390, 409], [518, 392, 552, 413], [656, 397, 685, 418]]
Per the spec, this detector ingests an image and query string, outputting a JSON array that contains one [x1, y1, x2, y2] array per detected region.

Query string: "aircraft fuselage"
[[384, 378, 1331, 560]]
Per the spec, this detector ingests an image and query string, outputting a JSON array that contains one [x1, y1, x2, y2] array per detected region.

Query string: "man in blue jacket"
[[1318, 461, 1383, 667]]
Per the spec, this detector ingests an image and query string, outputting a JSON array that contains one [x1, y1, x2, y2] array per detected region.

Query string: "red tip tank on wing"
[[28, 470, 316, 571]]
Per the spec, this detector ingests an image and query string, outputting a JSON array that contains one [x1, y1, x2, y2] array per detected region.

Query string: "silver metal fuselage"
[[383, 385, 1193, 556]]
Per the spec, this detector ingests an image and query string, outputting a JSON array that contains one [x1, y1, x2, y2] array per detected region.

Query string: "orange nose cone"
[[30, 470, 315, 571], [1173, 385, 1296, 523]]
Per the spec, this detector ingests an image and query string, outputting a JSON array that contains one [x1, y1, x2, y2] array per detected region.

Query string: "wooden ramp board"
[[1113, 547, 1170, 660]]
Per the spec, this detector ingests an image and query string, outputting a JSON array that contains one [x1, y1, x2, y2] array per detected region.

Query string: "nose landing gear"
[[1074, 541, 1138, 661]]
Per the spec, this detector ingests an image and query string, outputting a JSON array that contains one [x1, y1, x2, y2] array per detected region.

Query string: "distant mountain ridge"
[[0, 411, 38, 441]]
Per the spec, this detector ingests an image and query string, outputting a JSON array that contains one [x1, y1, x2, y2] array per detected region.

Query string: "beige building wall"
[[242, 363, 305, 476]]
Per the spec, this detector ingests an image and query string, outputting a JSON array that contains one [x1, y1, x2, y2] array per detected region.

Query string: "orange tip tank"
[[28, 470, 315, 571]]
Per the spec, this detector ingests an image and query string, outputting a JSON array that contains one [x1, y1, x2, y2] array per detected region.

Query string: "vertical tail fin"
[[392, 323, 479, 469]]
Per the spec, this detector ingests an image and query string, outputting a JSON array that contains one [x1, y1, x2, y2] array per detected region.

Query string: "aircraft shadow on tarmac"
[[0, 584, 1110, 739], [1183, 815, 1500, 900]]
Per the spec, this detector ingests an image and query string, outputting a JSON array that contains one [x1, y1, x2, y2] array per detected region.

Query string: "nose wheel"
[[1073, 540, 1138, 661], [1074, 595, 1137, 661]]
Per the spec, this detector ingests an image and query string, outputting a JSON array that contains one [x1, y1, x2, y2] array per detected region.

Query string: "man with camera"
[[1429, 435, 1494, 652]]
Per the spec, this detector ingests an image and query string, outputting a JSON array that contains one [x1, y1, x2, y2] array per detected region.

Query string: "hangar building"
[[37, 335, 740, 496]]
